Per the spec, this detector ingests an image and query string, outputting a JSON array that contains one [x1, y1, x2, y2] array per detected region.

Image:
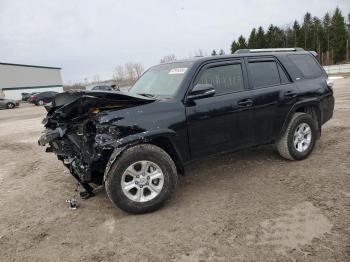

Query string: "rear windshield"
[[288, 54, 324, 79]]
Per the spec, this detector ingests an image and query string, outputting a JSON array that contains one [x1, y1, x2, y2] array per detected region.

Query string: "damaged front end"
[[38, 91, 154, 197]]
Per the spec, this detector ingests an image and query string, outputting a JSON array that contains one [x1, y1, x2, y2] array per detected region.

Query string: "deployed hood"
[[47, 91, 155, 121]]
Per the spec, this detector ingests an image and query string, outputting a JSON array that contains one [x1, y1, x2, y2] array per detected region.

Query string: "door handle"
[[284, 90, 297, 98], [237, 98, 253, 107]]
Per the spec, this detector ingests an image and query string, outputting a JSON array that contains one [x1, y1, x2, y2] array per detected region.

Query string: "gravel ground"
[[0, 79, 350, 262]]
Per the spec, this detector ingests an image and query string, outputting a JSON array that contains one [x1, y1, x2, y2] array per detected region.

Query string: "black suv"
[[39, 48, 334, 213]]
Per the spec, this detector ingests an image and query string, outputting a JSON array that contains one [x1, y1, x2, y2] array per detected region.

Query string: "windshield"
[[129, 62, 193, 97]]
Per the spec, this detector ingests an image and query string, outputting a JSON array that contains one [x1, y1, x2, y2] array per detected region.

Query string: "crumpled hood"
[[46, 90, 155, 121]]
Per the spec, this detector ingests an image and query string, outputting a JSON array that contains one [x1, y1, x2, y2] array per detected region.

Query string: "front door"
[[185, 60, 254, 159]]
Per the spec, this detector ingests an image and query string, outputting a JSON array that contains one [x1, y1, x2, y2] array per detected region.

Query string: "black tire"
[[6, 102, 15, 109], [276, 113, 318, 161], [105, 144, 178, 214]]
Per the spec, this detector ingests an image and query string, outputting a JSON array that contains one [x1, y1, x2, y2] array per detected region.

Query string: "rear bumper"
[[321, 95, 335, 125]]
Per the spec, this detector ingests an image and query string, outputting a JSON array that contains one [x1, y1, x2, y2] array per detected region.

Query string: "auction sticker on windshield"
[[169, 68, 187, 74]]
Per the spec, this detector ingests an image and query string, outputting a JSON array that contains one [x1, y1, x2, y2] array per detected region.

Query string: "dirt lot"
[[1, 79, 350, 262]]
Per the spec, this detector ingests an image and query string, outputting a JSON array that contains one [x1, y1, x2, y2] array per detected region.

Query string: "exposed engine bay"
[[38, 91, 154, 197]]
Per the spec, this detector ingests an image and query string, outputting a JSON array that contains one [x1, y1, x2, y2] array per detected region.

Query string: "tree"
[[248, 28, 257, 48], [331, 7, 347, 63], [292, 21, 303, 47], [231, 40, 240, 54], [211, 50, 217, 56], [238, 35, 248, 49], [219, 49, 225, 55], [302, 12, 313, 49], [266, 24, 285, 48], [256, 26, 266, 48], [160, 54, 177, 63]]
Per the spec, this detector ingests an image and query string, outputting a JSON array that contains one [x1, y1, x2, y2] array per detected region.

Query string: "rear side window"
[[196, 64, 245, 95], [277, 63, 290, 84], [248, 60, 280, 88], [288, 54, 323, 78]]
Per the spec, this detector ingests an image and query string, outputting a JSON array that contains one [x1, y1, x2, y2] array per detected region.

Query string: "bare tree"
[[133, 63, 144, 78], [194, 49, 204, 57], [93, 75, 100, 83], [160, 54, 177, 63]]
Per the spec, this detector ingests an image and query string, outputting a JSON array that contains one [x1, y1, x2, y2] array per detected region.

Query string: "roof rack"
[[235, 48, 304, 54]]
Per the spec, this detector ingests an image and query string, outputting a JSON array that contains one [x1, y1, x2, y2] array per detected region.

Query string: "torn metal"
[[38, 90, 155, 194]]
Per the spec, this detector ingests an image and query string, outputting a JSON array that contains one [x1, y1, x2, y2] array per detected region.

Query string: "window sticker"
[[168, 68, 187, 74]]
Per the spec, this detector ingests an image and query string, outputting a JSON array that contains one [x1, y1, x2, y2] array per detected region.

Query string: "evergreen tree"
[[238, 35, 248, 49], [248, 28, 257, 48], [322, 13, 331, 53], [266, 24, 285, 48], [231, 40, 240, 54], [302, 12, 313, 49], [211, 50, 217, 56], [331, 7, 347, 63], [219, 49, 225, 55], [285, 27, 295, 48], [256, 26, 266, 48], [292, 21, 303, 47]]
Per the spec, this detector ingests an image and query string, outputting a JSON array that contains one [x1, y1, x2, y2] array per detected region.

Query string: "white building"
[[0, 62, 63, 100]]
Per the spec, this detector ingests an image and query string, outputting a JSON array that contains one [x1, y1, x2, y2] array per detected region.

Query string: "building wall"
[[0, 63, 63, 100]]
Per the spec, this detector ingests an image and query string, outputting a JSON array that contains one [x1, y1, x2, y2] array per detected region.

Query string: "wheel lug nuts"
[[147, 176, 150, 180], [135, 181, 139, 184], [140, 185, 143, 188], [136, 175, 139, 178], [146, 182, 149, 185]]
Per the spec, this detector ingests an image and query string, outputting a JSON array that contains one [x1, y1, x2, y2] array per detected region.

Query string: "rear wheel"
[[105, 144, 178, 213], [276, 113, 317, 160], [6, 102, 15, 109]]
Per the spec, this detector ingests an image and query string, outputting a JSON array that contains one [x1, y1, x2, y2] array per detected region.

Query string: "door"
[[245, 57, 299, 144], [185, 60, 254, 159]]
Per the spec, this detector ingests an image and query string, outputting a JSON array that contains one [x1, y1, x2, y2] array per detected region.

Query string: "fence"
[[323, 64, 350, 75]]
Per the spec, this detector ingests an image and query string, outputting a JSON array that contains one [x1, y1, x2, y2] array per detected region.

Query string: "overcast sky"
[[0, 0, 349, 84]]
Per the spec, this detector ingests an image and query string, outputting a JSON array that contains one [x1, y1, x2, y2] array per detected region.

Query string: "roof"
[[165, 48, 312, 65], [0, 62, 61, 70]]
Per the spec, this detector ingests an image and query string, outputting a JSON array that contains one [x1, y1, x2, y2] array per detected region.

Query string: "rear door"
[[245, 57, 298, 144], [186, 59, 254, 158]]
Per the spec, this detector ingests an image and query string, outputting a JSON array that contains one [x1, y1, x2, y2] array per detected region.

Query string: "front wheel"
[[105, 144, 178, 214], [6, 102, 15, 109], [276, 113, 318, 160]]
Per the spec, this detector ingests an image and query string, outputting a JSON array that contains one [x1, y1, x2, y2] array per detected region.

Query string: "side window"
[[196, 64, 245, 95], [277, 63, 290, 84], [288, 54, 323, 78], [248, 60, 280, 88]]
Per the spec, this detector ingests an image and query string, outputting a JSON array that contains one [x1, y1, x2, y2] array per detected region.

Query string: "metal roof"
[[0, 62, 61, 70]]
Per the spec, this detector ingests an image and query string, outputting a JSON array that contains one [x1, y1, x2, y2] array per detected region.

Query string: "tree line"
[[225, 7, 349, 65]]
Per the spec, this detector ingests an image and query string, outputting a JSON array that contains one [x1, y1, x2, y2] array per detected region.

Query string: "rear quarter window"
[[288, 54, 323, 79]]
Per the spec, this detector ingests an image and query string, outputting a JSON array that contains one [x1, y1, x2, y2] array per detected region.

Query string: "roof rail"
[[235, 48, 304, 54]]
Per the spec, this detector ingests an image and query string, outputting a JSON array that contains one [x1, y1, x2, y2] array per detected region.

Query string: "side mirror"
[[187, 84, 215, 100]]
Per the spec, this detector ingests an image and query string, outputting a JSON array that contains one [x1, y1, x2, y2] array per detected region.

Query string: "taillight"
[[326, 79, 333, 91]]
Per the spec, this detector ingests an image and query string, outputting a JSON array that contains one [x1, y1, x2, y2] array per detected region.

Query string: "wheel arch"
[[280, 100, 322, 138], [103, 130, 185, 182]]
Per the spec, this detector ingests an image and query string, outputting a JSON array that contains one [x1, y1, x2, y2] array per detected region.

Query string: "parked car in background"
[[22, 92, 39, 101], [91, 85, 114, 91], [0, 98, 19, 109], [29, 91, 59, 105]]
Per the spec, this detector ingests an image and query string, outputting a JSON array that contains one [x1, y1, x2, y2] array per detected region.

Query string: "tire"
[[105, 144, 178, 214], [276, 113, 318, 161], [6, 102, 15, 109]]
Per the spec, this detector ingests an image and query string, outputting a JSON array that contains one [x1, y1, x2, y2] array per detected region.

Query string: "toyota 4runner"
[[39, 48, 334, 213]]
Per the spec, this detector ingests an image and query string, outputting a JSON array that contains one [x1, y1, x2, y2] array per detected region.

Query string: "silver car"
[[0, 98, 19, 109]]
